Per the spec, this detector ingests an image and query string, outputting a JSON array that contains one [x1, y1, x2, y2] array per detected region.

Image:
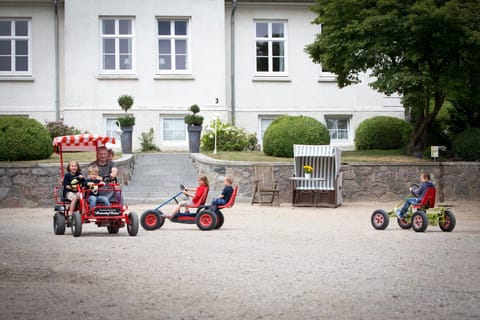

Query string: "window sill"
[[252, 76, 291, 83], [0, 76, 34, 82], [317, 75, 337, 82], [154, 74, 195, 80], [96, 74, 138, 80]]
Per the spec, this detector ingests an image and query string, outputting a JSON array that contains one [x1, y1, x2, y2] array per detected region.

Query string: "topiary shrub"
[[263, 115, 330, 158], [0, 117, 53, 161], [452, 127, 480, 161], [45, 121, 81, 139], [355, 116, 411, 150], [201, 119, 257, 151]]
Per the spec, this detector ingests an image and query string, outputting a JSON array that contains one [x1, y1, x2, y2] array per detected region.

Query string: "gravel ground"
[[0, 201, 479, 320]]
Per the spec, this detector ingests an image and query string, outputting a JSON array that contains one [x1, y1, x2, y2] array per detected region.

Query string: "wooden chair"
[[251, 164, 280, 206]]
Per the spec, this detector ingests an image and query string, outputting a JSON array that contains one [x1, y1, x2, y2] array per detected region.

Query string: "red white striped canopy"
[[53, 134, 116, 152]]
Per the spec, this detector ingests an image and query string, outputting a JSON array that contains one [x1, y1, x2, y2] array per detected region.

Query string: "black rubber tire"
[[196, 210, 217, 231], [53, 212, 66, 235], [439, 210, 456, 232], [141, 209, 163, 231], [215, 210, 224, 230], [397, 217, 412, 229], [127, 212, 139, 236], [371, 209, 389, 230], [71, 211, 82, 237], [412, 210, 428, 232], [107, 226, 119, 234]]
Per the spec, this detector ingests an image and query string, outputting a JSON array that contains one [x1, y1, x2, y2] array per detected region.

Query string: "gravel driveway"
[[1, 201, 479, 320]]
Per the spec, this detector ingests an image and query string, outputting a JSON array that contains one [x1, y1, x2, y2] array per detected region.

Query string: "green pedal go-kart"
[[371, 184, 456, 233]]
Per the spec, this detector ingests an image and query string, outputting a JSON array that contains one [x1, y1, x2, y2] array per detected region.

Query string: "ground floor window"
[[325, 116, 351, 142], [104, 117, 122, 142], [259, 116, 277, 144], [162, 117, 186, 141]]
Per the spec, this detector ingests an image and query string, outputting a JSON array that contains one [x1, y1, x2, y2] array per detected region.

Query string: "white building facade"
[[0, 0, 403, 151]]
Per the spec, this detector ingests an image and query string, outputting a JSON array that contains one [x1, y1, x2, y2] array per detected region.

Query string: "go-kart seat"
[[186, 187, 209, 210], [412, 187, 436, 210], [217, 185, 239, 209]]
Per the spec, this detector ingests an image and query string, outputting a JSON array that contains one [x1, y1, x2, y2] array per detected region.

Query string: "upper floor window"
[[255, 21, 287, 75], [157, 18, 190, 73], [100, 17, 134, 73], [0, 19, 31, 75], [326, 116, 351, 142]]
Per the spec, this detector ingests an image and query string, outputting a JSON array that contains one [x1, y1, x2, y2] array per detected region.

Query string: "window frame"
[[258, 116, 278, 146], [156, 17, 191, 75], [99, 16, 135, 74], [254, 20, 288, 77], [325, 116, 352, 143], [161, 116, 187, 143], [0, 19, 31, 76]]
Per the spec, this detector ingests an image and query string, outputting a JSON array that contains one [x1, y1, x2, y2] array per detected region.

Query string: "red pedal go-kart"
[[371, 184, 456, 232], [140, 185, 238, 231], [52, 134, 139, 237]]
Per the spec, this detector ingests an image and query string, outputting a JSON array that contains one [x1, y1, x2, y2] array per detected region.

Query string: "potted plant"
[[116, 94, 135, 154], [303, 165, 313, 179], [184, 104, 204, 153]]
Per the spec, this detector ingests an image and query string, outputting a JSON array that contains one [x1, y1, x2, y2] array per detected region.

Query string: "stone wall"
[[191, 154, 480, 203], [0, 155, 134, 208]]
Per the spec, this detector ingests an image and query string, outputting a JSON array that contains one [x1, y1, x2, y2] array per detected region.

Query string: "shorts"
[[179, 199, 193, 207], [65, 191, 80, 201]]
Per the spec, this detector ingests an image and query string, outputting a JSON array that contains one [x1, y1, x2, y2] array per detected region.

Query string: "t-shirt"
[[90, 160, 114, 179], [221, 185, 234, 203], [62, 172, 84, 197], [192, 184, 208, 204]]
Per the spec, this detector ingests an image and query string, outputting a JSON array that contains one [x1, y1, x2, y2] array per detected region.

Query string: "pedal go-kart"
[[140, 185, 238, 231], [52, 134, 139, 237], [371, 184, 456, 232]]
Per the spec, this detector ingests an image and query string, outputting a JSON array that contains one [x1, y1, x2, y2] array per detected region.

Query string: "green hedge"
[[263, 115, 330, 158], [0, 117, 53, 161], [355, 116, 411, 150], [201, 120, 257, 151], [452, 127, 480, 161]]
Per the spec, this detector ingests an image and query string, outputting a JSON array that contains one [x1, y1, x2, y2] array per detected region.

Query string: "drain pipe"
[[230, 0, 238, 125], [53, 0, 60, 121]]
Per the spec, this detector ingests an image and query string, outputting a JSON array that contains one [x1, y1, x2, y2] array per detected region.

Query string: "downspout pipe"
[[53, 0, 60, 121], [230, 0, 237, 125]]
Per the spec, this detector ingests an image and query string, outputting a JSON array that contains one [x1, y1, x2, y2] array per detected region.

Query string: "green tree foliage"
[[452, 127, 480, 161], [201, 119, 257, 152], [0, 117, 53, 161], [139, 128, 160, 152], [263, 115, 330, 158], [45, 121, 81, 139], [305, 0, 480, 153], [355, 116, 411, 150]]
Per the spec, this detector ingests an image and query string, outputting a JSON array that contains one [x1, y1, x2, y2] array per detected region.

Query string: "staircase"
[[122, 153, 199, 204]]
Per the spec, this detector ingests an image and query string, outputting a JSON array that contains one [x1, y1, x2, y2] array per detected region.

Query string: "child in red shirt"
[[164, 175, 209, 219]]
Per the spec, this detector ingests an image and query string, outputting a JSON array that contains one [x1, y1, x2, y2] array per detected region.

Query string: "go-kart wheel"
[[397, 217, 412, 229], [141, 209, 163, 230], [127, 212, 139, 236], [439, 210, 456, 232], [412, 210, 428, 232], [196, 210, 217, 231], [71, 211, 82, 237], [53, 212, 66, 235], [371, 209, 389, 230], [215, 210, 224, 230], [107, 225, 119, 234]]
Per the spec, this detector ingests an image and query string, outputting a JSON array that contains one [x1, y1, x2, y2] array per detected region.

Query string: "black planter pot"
[[187, 125, 202, 153], [120, 125, 134, 154]]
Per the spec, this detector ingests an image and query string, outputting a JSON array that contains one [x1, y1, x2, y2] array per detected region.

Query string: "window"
[[157, 19, 190, 73], [326, 117, 351, 141], [255, 21, 287, 75], [163, 117, 186, 141], [100, 17, 134, 72], [259, 117, 276, 143], [0, 19, 31, 75], [105, 117, 122, 142]]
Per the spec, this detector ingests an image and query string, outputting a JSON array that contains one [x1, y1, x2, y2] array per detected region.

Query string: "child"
[[85, 165, 111, 209], [396, 172, 435, 219], [107, 148, 115, 161], [164, 175, 209, 219], [211, 176, 234, 208], [62, 160, 84, 216]]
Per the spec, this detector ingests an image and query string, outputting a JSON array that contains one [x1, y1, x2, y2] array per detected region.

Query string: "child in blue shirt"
[[85, 165, 110, 210], [397, 172, 435, 218], [211, 176, 234, 207]]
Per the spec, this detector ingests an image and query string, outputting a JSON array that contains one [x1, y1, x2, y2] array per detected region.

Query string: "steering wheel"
[[103, 176, 117, 184], [180, 184, 186, 191], [410, 183, 419, 196]]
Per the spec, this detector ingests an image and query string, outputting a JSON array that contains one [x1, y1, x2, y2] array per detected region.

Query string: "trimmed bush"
[[201, 119, 257, 151], [452, 127, 480, 161], [263, 115, 330, 158], [355, 116, 411, 150], [0, 117, 53, 161]]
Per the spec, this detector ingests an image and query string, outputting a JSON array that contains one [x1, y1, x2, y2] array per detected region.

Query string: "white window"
[[259, 117, 276, 143], [0, 19, 31, 75], [162, 117, 186, 141], [255, 21, 287, 75], [317, 24, 336, 82], [157, 19, 190, 73], [100, 17, 134, 73], [105, 117, 122, 142], [326, 117, 351, 141]]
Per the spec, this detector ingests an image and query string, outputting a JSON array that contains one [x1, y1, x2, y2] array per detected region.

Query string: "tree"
[[305, 0, 480, 153]]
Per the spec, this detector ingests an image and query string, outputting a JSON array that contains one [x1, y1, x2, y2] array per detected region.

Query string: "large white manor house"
[[0, 0, 402, 151]]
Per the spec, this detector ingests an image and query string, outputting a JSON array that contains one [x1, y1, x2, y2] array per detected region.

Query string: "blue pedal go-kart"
[[371, 184, 456, 232], [140, 185, 238, 231]]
